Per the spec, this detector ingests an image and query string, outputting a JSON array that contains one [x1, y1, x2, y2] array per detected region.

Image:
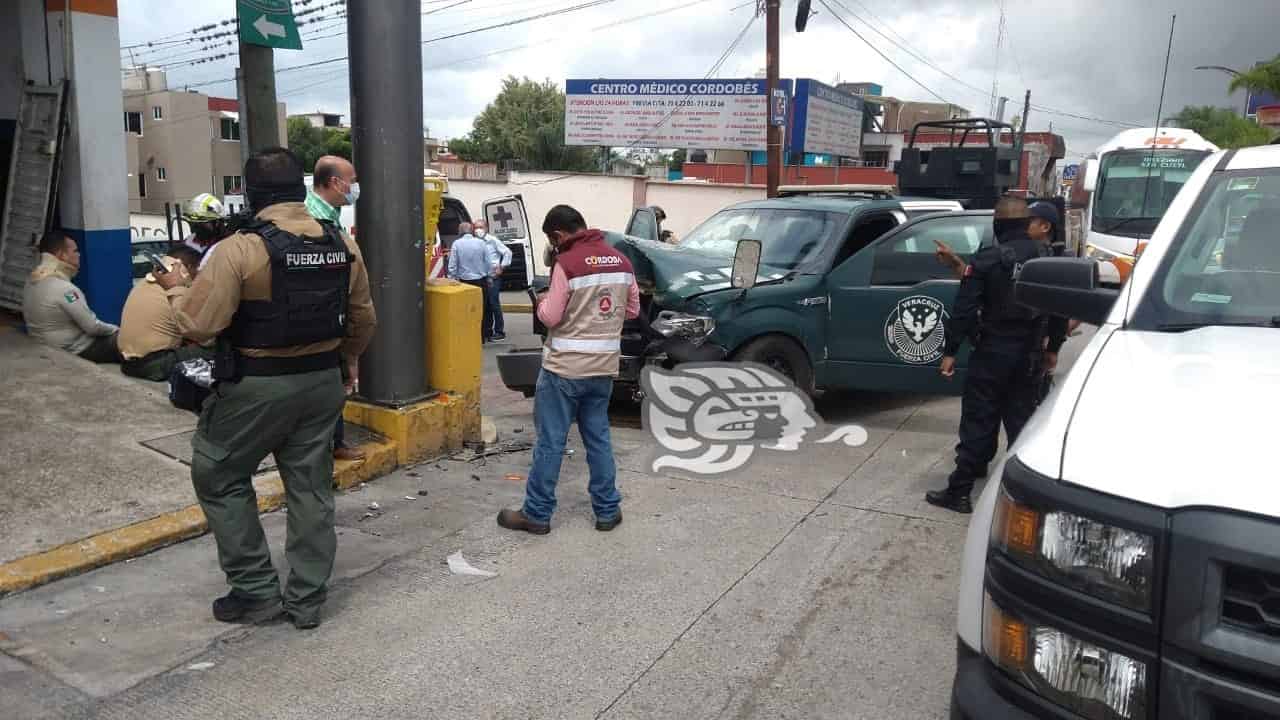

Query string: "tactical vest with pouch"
[[228, 220, 352, 349]]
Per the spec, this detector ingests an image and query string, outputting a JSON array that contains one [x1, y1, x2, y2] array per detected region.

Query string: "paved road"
[[0, 314, 1093, 719]]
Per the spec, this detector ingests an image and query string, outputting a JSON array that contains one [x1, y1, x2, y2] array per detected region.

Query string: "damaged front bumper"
[[496, 338, 727, 398]]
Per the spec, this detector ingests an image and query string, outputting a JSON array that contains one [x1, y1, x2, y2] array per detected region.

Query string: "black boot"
[[925, 489, 973, 514], [212, 592, 281, 623]]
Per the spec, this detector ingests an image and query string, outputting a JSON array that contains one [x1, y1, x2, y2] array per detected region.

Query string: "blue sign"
[[1247, 89, 1279, 117], [789, 78, 865, 159], [1063, 164, 1080, 180]]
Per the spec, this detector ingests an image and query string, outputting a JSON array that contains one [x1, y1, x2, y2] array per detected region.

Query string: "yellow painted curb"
[[0, 439, 397, 597], [501, 303, 533, 314]]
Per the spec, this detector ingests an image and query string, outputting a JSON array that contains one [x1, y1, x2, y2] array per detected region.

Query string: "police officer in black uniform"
[[155, 148, 376, 628], [925, 196, 1067, 514]]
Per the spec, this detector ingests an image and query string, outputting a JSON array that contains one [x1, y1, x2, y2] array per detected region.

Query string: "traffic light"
[[796, 0, 811, 32]]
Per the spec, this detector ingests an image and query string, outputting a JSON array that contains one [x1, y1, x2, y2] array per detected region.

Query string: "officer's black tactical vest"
[[228, 220, 351, 348], [982, 234, 1048, 337]]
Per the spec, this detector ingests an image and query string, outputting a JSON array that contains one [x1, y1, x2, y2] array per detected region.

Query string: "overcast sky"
[[119, 0, 1278, 161]]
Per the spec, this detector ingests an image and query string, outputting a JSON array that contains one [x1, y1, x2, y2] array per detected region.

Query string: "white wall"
[[646, 181, 764, 238], [445, 173, 764, 274], [447, 172, 641, 274]]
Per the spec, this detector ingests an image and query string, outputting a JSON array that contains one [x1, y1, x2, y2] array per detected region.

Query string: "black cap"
[[1028, 201, 1060, 228]]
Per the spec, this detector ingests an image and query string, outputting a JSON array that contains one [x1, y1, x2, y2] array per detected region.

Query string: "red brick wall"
[[681, 163, 896, 186]]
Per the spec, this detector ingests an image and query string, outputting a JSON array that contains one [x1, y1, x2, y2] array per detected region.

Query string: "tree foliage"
[[1228, 55, 1280, 99], [448, 77, 596, 172], [287, 117, 352, 173], [1169, 106, 1275, 149]]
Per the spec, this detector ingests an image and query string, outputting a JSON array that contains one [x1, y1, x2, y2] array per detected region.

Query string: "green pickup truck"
[[497, 187, 999, 399]]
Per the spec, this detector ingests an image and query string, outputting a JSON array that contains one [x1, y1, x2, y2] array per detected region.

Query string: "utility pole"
[[348, 0, 428, 406], [765, 0, 781, 197], [1013, 90, 1031, 192], [236, 42, 280, 153]]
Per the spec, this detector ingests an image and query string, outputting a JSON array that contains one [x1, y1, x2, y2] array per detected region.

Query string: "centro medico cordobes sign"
[[564, 79, 792, 151]]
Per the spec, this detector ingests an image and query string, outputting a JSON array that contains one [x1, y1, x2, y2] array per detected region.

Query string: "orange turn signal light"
[[994, 491, 1041, 556], [985, 595, 1030, 669]]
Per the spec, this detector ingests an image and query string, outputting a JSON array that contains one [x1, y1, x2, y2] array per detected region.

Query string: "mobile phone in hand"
[[144, 251, 168, 274]]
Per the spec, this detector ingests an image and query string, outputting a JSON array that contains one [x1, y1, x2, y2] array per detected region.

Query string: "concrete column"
[[47, 0, 130, 324], [348, 0, 428, 406]]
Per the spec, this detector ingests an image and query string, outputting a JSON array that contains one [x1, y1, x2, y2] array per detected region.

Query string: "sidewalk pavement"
[[1, 315, 1094, 718], [499, 289, 532, 313], [0, 330, 395, 595]]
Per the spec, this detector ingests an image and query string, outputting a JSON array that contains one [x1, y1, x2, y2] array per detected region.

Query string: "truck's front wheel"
[[733, 335, 814, 396]]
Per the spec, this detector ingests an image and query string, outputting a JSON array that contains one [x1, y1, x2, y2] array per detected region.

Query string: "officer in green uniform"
[[155, 147, 377, 629]]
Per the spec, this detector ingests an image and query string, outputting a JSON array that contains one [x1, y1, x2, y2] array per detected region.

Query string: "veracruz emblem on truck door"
[[884, 295, 948, 364]]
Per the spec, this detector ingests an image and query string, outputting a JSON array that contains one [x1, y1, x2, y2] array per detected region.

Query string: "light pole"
[[1195, 65, 1248, 118]]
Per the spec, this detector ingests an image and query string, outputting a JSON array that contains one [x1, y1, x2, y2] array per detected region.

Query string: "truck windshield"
[[1093, 149, 1210, 237], [1134, 169, 1280, 331], [678, 208, 843, 272]]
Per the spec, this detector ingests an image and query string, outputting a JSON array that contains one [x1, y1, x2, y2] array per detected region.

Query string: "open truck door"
[[624, 207, 661, 241], [483, 194, 535, 290]]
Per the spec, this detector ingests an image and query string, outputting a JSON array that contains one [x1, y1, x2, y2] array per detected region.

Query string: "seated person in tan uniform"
[[118, 245, 214, 381], [21, 231, 121, 363]]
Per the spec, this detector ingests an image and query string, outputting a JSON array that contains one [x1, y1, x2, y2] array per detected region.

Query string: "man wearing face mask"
[[305, 155, 365, 461], [925, 196, 1066, 514]]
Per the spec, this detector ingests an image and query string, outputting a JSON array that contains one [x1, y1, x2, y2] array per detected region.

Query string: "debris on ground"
[[513, 426, 524, 434], [359, 512, 378, 522], [446, 552, 497, 578], [470, 474, 480, 482], [187, 662, 216, 671], [449, 439, 533, 464], [417, 489, 429, 496], [503, 473, 525, 482], [480, 417, 499, 444], [367, 502, 380, 511], [403, 496, 417, 501], [406, 471, 421, 478], [564, 449, 576, 457]]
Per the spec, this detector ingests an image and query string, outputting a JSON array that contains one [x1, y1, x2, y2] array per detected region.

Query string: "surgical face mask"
[[343, 181, 360, 206]]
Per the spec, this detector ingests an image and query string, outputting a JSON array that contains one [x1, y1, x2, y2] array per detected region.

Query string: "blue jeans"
[[522, 369, 620, 524], [486, 276, 505, 336]]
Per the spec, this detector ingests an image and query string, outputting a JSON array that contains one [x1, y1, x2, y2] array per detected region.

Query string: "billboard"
[[1247, 88, 1279, 118], [564, 79, 789, 151], [790, 78, 865, 159]]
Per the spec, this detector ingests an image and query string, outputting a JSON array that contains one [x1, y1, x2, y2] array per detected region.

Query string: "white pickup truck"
[[950, 144, 1280, 719]]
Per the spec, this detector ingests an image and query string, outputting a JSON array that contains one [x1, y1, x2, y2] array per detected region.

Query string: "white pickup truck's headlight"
[[652, 311, 715, 346], [985, 593, 1148, 720], [991, 489, 1155, 612]]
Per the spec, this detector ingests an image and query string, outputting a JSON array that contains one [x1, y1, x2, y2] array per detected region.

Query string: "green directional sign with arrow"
[[238, 0, 303, 50]]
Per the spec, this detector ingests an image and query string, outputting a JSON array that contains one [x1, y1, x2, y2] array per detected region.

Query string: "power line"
[[822, 0, 1142, 129], [121, 0, 630, 101], [815, 0, 951, 104], [279, 0, 726, 100], [516, 6, 760, 186]]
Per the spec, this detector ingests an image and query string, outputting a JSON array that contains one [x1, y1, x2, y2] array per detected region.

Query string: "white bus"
[[1072, 127, 1218, 280]]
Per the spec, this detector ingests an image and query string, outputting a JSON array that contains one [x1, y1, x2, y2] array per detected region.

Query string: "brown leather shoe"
[[496, 508, 550, 535], [334, 446, 366, 461]]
